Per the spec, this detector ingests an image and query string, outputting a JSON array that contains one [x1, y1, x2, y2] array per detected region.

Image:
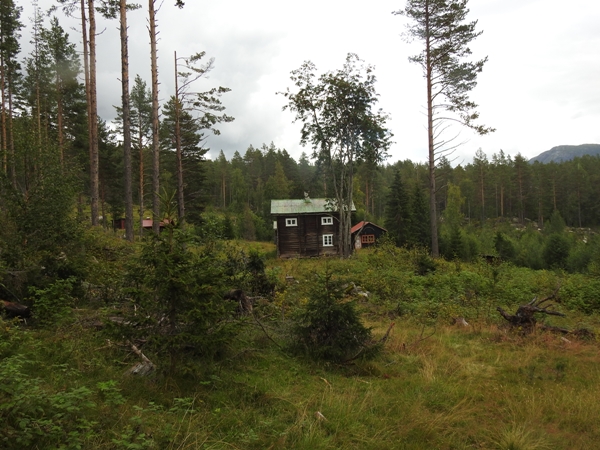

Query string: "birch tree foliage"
[[281, 53, 391, 258]]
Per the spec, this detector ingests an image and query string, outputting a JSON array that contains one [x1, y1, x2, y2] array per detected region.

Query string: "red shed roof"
[[351, 221, 387, 234]]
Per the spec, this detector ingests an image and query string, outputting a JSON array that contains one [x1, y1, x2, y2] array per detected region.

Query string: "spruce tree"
[[385, 170, 411, 247], [409, 182, 430, 249]]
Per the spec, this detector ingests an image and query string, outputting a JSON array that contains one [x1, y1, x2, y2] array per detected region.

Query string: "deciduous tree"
[[282, 53, 391, 258]]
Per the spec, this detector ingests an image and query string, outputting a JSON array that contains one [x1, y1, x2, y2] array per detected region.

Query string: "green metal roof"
[[271, 198, 356, 215]]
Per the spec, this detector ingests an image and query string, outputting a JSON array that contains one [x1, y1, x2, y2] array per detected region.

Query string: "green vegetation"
[[2, 231, 600, 449], [2, 3, 600, 449]]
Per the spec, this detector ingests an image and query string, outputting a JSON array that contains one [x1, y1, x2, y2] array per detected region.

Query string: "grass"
[[2, 242, 600, 449], [4, 315, 600, 449]]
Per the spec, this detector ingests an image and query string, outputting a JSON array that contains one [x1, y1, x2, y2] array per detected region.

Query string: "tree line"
[[1, 0, 597, 260], [199, 146, 600, 237]]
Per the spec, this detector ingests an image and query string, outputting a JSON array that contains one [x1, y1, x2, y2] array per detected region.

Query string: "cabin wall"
[[275, 214, 338, 258], [352, 224, 387, 249]]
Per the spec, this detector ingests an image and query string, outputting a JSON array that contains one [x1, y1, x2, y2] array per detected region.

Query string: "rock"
[[451, 317, 469, 327]]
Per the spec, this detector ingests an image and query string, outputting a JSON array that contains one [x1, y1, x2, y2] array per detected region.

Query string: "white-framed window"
[[321, 216, 333, 225], [323, 234, 333, 247], [285, 218, 297, 227]]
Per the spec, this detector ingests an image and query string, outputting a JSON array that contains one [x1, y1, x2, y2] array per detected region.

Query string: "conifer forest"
[[2, 1, 600, 448]]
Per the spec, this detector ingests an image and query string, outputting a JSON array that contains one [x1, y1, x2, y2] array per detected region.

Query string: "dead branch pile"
[[495, 287, 595, 339], [496, 288, 564, 333]]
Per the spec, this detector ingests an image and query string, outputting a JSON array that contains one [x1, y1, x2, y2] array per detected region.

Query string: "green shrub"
[[121, 228, 238, 374], [0, 354, 97, 449], [29, 277, 76, 327], [567, 242, 593, 273], [515, 230, 545, 270], [414, 248, 436, 276], [543, 234, 571, 269], [291, 270, 375, 362], [562, 276, 600, 314], [221, 245, 276, 297], [494, 232, 516, 261]]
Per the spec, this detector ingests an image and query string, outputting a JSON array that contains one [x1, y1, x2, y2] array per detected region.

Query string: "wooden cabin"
[[113, 218, 126, 230], [351, 221, 387, 250], [271, 197, 355, 258], [113, 218, 172, 232], [142, 218, 173, 232]]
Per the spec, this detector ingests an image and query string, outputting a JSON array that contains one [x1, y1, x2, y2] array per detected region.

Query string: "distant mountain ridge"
[[529, 144, 600, 163]]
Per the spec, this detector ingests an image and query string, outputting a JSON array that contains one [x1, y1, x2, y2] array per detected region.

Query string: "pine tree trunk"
[[56, 68, 64, 167], [120, 0, 134, 241], [8, 78, 16, 188], [88, 0, 100, 227], [1, 59, 6, 175], [149, 0, 160, 234], [80, 0, 93, 224], [139, 128, 145, 237], [425, 22, 439, 258], [174, 51, 185, 228]]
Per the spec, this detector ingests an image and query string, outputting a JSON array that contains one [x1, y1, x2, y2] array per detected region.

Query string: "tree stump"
[[497, 289, 564, 333], [224, 289, 253, 314]]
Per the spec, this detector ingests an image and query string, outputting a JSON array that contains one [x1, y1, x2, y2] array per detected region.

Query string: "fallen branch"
[[406, 324, 436, 350], [252, 311, 283, 350], [125, 342, 155, 376], [343, 322, 396, 363], [539, 325, 596, 340], [379, 322, 396, 344]]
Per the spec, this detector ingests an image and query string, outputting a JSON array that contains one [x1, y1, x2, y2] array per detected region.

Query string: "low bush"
[[291, 269, 376, 362]]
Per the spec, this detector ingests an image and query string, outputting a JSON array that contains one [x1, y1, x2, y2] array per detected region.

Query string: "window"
[[285, 218, 297, 227], [321, 216, 333, 225], [323, 234, 333, 246], [361, 234, 375, 244]]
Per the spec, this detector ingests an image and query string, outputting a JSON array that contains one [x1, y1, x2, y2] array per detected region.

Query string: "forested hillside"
[[202, 147, 600, 236], [2, 0, 600, 273], [3, 2, 600, 448]]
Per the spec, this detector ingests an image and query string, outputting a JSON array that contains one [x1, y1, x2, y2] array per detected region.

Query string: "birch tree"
[[282, 53, 391, 258]]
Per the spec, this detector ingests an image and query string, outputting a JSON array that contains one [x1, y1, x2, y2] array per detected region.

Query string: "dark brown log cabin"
[[271, 197, 355, 258], [351, 221, 387, 250]]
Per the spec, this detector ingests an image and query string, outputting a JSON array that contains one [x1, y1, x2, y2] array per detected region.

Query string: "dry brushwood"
[[125, 342, 155, 376], [497, 287, 564, 333], [342, 322, 396, 363]]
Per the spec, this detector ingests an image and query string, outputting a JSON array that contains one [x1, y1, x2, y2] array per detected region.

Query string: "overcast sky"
[[20, 0, 600, 165]]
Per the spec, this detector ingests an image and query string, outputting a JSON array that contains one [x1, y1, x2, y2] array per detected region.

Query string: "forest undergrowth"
[[2, 235, 600, 450]]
